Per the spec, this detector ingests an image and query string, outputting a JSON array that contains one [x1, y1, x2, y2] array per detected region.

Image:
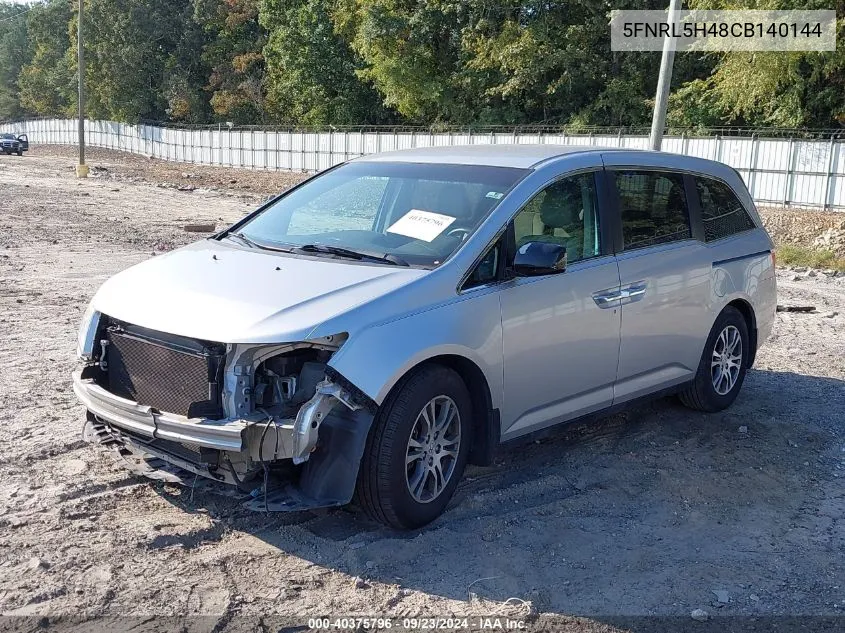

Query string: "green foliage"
[[17, 0, 75, 117], [332, 0, 472, 123], [260, 0, 393, 125], [0, 5, 33, 119], [777, 244, 845, 271], [0, 0, 843, 130], [83, 0, 209, 122], [195, 0, 267, 123], [334, 0, 674, 126], [675, 0, 845, 128]]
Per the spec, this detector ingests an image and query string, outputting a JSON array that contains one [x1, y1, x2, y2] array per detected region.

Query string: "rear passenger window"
[[695, 177, 756, 242], [613, 171, 691, 250]]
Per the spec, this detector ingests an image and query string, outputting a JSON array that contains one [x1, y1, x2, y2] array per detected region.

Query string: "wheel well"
[[404, 355, 498, 467], [726, 299, 757, 367]]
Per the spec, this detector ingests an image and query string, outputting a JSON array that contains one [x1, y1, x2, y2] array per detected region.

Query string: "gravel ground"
[[0, 149, 843, 632]]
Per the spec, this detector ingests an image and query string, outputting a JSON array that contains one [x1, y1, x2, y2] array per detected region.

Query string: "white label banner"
[[610, 10, 837, 52], [386, 209, 457, 242]]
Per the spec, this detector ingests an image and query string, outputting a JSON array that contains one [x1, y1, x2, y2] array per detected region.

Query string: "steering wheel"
[[446, 226, 472, 242]]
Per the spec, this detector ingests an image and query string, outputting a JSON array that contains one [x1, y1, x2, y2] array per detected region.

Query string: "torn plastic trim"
[[83, 414, 237, 486], [244, 407, 375, 511], [325, 365, 378, 414], [76, 304, 101, 359], [291, 379, 362, 464]]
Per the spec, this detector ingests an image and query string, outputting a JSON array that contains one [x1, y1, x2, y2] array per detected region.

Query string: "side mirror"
[[512, 241, 567, 276]]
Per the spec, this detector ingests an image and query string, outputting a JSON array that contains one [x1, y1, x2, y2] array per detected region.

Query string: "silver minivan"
[[73, 145, 777, 528]]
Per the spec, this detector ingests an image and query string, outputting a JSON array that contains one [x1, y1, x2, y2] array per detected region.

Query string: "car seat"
[[517, 180, 584, 261]]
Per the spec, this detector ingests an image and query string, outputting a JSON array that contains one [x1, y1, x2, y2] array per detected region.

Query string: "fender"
[[708, 243, 776, 367], [327, 287, 504, 410]]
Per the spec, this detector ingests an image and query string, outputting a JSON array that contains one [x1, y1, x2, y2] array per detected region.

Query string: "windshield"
[[0, 134, 15, 139], [232, 161, 528, 267]]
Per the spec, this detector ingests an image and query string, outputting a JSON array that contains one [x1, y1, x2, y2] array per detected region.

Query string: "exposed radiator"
[[103, 322, 225, 419]]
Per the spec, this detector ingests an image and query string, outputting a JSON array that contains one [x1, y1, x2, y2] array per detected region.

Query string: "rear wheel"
[[356, 364, 471, 529], [679, 306, 750, 412]]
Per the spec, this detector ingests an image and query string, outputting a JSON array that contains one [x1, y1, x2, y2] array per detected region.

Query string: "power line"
[[0, 5, 38, 24]]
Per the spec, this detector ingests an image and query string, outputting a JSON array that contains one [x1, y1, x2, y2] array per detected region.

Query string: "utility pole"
[[649, 0, 682, 151], [76, 0, 88, 177]]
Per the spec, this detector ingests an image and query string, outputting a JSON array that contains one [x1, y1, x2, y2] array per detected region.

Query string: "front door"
[[500, 170, 621, 440]]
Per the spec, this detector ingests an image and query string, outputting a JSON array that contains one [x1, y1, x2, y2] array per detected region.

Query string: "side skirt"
[[495, 381, 694, 453]]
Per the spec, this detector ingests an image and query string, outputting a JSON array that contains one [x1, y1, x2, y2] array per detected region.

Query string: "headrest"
[[540, 181, 581, 229]]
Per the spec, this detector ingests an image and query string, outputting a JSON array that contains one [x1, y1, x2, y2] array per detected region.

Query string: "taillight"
[[771, 251, 777, 268]]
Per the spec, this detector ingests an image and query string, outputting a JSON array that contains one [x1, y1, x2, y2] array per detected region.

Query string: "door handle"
[[592, 289, 622, 308], [619, 281, 648, 304]]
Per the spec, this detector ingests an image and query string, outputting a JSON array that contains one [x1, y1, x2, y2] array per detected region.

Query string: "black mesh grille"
[[104, 324, 224, 419]]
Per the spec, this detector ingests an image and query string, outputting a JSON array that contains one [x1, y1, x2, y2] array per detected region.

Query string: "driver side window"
[[512, 172, 601, 264]]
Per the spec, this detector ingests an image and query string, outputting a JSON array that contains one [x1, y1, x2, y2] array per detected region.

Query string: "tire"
[[679, 306, 750, 412], [16, 149, 22, 156], [356, 364, 472, 529]]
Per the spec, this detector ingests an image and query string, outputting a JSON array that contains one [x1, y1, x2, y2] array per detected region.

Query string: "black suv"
[[1, 133, 28, 156]]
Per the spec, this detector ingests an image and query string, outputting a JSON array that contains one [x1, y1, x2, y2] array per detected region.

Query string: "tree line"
[[0, 0, 842, 129]]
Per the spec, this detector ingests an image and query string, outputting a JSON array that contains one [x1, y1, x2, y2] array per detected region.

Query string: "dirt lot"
[[0, 148, 843, 632]]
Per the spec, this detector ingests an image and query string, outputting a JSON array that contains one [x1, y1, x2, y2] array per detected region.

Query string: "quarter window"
[[695, 177, 756, 242], [512, 172, 601, 265], [614, 170, 691, 250], [463, 240, 502, 290]]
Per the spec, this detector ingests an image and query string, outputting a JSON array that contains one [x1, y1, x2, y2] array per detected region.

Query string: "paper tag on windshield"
[[386, 209, 457, 242]]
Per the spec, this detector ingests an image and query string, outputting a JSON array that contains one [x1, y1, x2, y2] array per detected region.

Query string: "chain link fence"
[[2, 118, 844, 210]]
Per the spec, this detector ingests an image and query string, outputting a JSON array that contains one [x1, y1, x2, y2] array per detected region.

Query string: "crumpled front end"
[[73, 312, 375, 511]]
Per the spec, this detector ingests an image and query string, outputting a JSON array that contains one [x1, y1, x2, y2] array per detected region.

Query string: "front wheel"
[[16, 149, 22, 156], [679, 306, 750, 412], [356, 365, 471, 529]]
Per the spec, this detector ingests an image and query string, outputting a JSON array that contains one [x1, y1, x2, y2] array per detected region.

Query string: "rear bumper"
[[72, 369, 248, 452]]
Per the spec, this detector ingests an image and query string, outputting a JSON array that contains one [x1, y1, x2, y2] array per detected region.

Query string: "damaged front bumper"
[[73, 369, 375, 510], [73, 369, 254, 453]]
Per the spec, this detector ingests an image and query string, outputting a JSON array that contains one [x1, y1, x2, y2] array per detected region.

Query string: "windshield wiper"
[[224, 232, 296, 253], [293, 244, 409, 267], [223, 232, 259, 249]]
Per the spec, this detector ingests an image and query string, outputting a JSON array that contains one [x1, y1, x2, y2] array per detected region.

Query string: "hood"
[[92, 240, 428, 343]]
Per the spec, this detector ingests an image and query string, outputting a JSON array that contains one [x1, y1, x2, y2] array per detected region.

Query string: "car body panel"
[[355, 144, 613, 168], [706, 230, 777, 344], [599, 150, 775, 405], [328, 287, 505, 410], [499, 255, 621, 440], [89, 239, 428, 344], [612, 239, 713, 402]]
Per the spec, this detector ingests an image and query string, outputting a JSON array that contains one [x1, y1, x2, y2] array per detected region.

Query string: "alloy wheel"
[[711, 325, 742, 396], [405, 395, 461, 503]]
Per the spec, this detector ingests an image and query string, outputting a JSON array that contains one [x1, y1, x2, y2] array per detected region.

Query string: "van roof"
[[355, 144, 628, 169]]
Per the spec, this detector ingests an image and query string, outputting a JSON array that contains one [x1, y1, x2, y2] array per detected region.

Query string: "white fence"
[[3, 118, 844, 210]]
